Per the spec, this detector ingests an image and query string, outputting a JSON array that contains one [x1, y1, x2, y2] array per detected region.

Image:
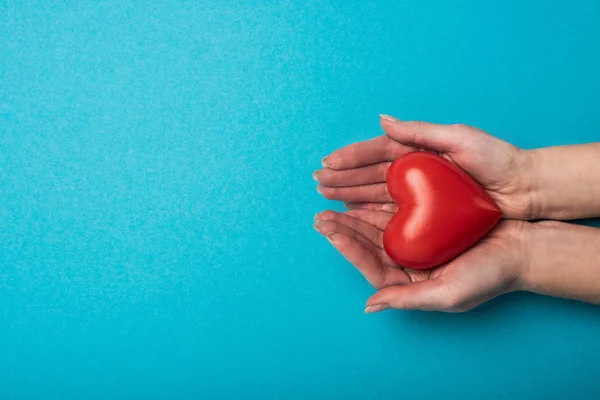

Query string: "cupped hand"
[[315, 115, 534, 219], [314, 209, 530, 312]]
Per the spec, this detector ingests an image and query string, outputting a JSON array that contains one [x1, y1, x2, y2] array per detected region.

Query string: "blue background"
[[2, 1, 600, 398]]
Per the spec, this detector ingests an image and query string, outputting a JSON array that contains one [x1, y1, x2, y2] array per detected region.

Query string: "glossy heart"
[[383, 152, 502, 269]]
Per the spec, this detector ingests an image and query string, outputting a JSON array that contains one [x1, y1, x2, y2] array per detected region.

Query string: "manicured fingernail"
[[326, 232, 336, 244], [364, 304, 389, 314], [321, 156, 329, 167], [379, 114, 400, 123], [383, 203, 395, 212], [312, 170, 319, 181]]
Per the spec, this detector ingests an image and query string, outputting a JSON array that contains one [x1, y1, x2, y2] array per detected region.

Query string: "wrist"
[[520, 144, 600, 221], [508, 220, 536, 292], [516, 220, 594, 298], [514, 149, 541, 221]]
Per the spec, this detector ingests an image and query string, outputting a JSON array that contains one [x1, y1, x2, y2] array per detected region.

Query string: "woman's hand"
[[315, 115, 534, 219], [314, 209, 530, 312]]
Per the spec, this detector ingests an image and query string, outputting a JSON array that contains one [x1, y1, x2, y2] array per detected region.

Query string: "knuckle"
[[403, 121, 424, 135], [440, 292, 465, 311], [317, 169, 332, 184], [454, 305, 474, 313], [378, 250, 394, 268], [382, 136, 396, 159], [410, 120, 428, 128], [398, 302, 420, 310], [535, 220, 563, 230], [320, 187, 338, 200], [376, 267, 388, 290], [450, 123, 470, 131], [405, 121, 427, 142], [319, 210, 335, 220], [317, 219, 336, 231], [446, 303, 471, 313]]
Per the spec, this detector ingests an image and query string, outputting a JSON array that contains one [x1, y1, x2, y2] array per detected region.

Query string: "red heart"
[[383, 152, 502, 269]]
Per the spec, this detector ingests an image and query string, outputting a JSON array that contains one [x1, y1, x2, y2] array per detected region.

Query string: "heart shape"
[[383, 152, 502, 269]]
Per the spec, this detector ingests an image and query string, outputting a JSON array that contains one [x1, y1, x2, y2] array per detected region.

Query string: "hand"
[[314, 209, 530, 312], [315, 115, 534, 219]]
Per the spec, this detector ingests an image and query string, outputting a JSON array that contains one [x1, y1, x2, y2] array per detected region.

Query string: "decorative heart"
[[383, 152, 502, 269]]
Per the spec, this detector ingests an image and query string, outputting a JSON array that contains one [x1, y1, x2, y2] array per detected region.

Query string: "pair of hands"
[[314, 115, 535, 313]]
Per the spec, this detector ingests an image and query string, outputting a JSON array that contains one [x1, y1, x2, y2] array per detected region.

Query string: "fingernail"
[[314, 213, 321, 221], [316, 185, 322, 194], [326, 232, 336, 244], [313, 220, 323, 231], [321, 156, 329, 167], [379, 114, 400, 123], [382, 203, 395, 212], [343, 202, 350, 208], [364, 304, 389, 314], [312, 170, 319, 181]]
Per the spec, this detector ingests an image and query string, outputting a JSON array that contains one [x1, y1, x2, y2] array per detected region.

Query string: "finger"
[[344, 202, 397, 213], [317, 182, 391, 203], [323, 135, 413, 170], [316, 210, 384, 249], [327, 233, 410, 289], [380, 115, 473, 154], [315, 162, 390, 187], [365, 279, 457, 312], [314, 218, 379, 253], [314, 218, 397, 268], [344, 209, 393, 231]]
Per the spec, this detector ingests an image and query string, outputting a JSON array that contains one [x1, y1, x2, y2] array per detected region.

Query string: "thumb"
[[379, 114, 477, 154], [365, 279, 463, 312]]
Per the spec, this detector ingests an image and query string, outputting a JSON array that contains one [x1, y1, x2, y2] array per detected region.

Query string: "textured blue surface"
[[2, 1, 600, 399]]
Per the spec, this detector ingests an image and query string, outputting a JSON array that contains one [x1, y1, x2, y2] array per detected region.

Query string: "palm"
[[316, 118, 531, 219], [315, 208, 525, 312]]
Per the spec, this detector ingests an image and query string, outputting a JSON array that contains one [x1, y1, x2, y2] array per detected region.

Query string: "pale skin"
[[314, 114, 600, 313]]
